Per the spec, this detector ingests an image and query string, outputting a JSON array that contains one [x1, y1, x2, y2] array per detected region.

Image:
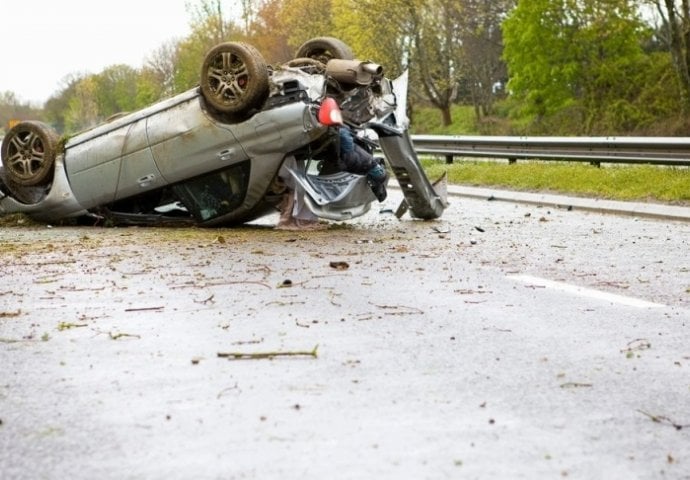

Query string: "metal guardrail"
[[410, 135, 690, 166]]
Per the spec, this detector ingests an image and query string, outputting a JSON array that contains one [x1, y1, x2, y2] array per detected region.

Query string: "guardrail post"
[[445, 154, 454, 164]]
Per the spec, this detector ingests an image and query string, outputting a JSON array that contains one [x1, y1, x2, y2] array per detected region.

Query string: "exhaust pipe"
[[326, 59, 384, 86]]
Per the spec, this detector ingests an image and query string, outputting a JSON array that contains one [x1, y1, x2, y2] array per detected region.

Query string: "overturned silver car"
[[0, 37, 445, 227]]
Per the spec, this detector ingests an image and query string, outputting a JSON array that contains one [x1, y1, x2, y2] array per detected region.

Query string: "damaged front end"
[[282, 65, 447, 222]]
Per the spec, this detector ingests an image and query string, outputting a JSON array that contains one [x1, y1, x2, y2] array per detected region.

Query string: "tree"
[[643, 0, 690, 110], [331, 0, 463, 126], [44, 74, 85, 134], [268, 0, 335, 53], [331, 0, 412, 77], [94, 65, 140, 117], [144, 40, 181, 99], [237, 0, 263, 35], [502, 0, 650, 133], [0, 91, 21, 132], [407, 0, 465, 126], [64, 77, 100, 132], [333, 0, 513, 126], [0, 91, 44, 133], [174, 0, 242, 92], [457, 0, 514, 120], [247, 0, 292, 63]]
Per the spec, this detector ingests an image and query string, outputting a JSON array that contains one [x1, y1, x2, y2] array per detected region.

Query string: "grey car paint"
[[0, 80, 324, 224], [0, 45, 445, 226]]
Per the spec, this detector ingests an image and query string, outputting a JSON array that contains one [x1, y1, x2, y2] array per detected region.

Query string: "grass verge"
[[421, 159, 690, 205]]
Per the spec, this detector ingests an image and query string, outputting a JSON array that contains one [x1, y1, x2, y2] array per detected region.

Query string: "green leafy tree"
[[94, 65, 140, 117], [43, 74, 85, 134], [596, 51, 681, 133], [135, 68, 167, 107], [331, 0, 412, 77], [64, 76, 100, 132], [502, 0, 651, 133]]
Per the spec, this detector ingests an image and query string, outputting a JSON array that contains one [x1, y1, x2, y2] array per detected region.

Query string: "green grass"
[[421, 159, 690, 205], [410, 105, 480, 135]]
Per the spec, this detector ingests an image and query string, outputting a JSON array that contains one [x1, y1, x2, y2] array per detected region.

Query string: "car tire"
[[200, 42, 269, 115], [295, 37, 355, 63], [1, 121, 59, 187]]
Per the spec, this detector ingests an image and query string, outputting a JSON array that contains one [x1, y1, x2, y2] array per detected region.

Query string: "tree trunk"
[[683, 0, 690, 100], [666, 0, 690, 110], [440, 105, 452, 126]]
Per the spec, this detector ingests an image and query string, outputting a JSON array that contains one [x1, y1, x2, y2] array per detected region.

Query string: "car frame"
[[0, 37, 446, 227]]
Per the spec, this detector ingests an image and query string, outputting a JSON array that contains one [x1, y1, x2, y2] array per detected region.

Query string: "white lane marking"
[[507, 274, 666, 309]]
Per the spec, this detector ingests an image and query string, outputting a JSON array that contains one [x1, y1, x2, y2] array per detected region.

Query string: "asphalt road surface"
[[1, 190, 689, 479]]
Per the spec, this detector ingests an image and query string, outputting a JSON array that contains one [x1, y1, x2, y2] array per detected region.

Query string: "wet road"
[[1, 191, 689, 479]]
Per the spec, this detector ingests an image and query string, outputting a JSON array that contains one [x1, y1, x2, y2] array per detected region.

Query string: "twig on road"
[[109, 332, 141, 340], [57, 322, 88, 331], [560, 382, 593, 389], [170, 280, 272, 290], [369, 302, 424, 316], [637, 410, 687, 431], [124, 306, 164, 312], [217, 345, 319, 360]]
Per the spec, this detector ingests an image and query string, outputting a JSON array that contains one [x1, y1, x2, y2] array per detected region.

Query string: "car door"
[[65, 117, 155, 208], [146, 95, 248, 185], [113, 119, 165, 201]]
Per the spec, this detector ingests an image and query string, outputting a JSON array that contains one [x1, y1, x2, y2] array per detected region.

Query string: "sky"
[[0, 0, 195, 105]]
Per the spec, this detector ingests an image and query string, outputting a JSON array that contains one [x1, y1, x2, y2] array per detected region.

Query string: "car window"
[[172, 161, 250, 221]]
